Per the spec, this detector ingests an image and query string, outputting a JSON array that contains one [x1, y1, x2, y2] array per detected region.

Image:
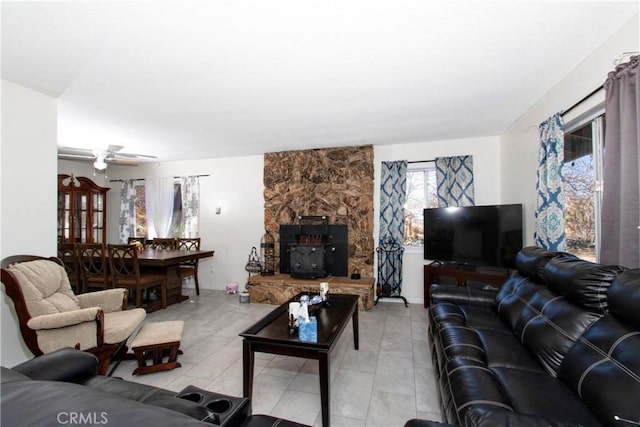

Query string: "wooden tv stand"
[[423, 263, 509, 307]]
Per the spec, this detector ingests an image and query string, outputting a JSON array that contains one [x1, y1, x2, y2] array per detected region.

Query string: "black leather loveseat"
[[1, 348, 307, 427], [409, 246, 640, 427]]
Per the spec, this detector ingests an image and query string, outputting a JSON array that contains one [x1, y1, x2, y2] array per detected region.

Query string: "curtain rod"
[[407, 160, 435, 164], [561, 51, 638, 118], [109, 174, 209, 183], [560, 85, 603, 118]]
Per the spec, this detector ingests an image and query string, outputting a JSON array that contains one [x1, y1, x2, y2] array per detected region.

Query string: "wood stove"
[[279, 216, 348, 278]]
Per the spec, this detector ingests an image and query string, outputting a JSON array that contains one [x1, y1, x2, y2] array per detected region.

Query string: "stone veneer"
[[264, 145, 374, 278]]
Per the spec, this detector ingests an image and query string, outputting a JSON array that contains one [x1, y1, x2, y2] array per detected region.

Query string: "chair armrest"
[[26, 307, 101, 330], [77, 288, 127, 312], [429, 284, 497, 308], [11, 348, 98, 382]]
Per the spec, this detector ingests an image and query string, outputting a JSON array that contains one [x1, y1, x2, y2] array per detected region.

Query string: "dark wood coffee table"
[[240, 293, 359, 427]]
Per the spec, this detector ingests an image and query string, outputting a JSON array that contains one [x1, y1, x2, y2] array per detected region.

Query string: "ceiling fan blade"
[[109, 158, 139, 166], [58, 146, 94, 156], [107, 144, 124, 153], [113, 152, 158, 159], [58, 153, 95, 160]]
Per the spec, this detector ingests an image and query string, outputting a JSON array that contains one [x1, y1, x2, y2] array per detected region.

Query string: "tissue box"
[[298, 316, 317, 342], [226, 282, 239, 294]]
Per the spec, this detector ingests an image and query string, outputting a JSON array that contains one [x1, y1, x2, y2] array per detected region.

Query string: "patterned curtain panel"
[[435, 156, 475, 207], [601, 55, 640, 267], [534, 113, 566, 251], [118, 179, 136, 243], [180, 176, 200, 238], [379, 161, 407, 245]]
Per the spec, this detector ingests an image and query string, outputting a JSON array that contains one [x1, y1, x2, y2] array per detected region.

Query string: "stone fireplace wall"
[[264, 145, 374, 278]]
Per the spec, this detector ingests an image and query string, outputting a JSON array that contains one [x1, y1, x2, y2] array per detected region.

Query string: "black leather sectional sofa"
[[409, 246, 640, 427], [1, 348, 306, 427]]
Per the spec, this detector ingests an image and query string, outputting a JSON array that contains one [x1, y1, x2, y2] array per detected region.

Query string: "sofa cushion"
[[437, 325, 486, 364], [544, 256, 626, 314], [607, 269, 640, 328], [557, 314, 640, 426], [7, 260, 80, 317], [496, 274, 545, 330], [515, 246, 564, 283], [444, 358, 513, 425], [511, 288, 602, 376], [476, 328, 544, 373], [491, 367, 601, 426]]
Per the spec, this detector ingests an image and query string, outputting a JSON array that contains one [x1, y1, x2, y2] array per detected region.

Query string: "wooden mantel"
[[246, 274, 375, 311]]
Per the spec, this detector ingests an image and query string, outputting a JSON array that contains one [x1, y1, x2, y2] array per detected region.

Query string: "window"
[[134, 182, 183, 238], [404, 166, 438, 247], [563, 113, 604, 262]]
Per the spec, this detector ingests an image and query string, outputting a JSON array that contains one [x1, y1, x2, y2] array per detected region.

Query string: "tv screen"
[[423, 204, 523, 269]]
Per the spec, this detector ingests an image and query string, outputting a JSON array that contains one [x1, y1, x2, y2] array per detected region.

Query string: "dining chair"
[[107, 244, 167, 311], [57, 242, 81, 294], [150, 237, 177, 250], [76, 243, 111, 292], [176, 237, 201, 295]]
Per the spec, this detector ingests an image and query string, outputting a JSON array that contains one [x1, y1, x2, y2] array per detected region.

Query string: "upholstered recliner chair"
[[1, 255, 146, 374]]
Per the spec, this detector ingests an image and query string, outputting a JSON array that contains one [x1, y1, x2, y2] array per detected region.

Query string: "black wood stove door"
[[289, 244, 330, 279]]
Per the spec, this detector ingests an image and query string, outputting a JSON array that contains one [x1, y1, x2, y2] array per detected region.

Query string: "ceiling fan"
[[57, 145, 157, 171]]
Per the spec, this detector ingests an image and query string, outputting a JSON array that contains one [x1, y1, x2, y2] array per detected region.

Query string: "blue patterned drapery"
[[379, 161, 407, 245], [435, 155, 475, 207], [378, 161, 407, 296], [180, 176, 200, 238], [534, 113, 566, 251], [118, 179, 136, 243]]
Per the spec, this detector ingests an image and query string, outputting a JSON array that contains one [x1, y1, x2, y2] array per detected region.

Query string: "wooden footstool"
[[131, 320, 184, 375]]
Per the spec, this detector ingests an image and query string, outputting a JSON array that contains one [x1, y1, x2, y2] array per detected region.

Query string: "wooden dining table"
[[136, 248, 215, 305]]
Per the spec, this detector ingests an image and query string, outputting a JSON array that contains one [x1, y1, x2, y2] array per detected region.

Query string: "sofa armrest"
[[77, 288, 127, 312], [26, 307, 101, 330], [430, 284, 497, 308], [404, 419, 461, 427], [11, 348, 98, 382]]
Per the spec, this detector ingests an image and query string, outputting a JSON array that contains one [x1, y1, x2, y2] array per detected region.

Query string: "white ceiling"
[[2, 1, 638, 162]]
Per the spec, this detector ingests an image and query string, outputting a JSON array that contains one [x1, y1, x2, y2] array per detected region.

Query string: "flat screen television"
[[423, 204, 523, 269]]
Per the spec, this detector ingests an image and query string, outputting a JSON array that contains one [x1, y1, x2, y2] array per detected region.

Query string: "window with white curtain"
[[134, 182, 183, 238]]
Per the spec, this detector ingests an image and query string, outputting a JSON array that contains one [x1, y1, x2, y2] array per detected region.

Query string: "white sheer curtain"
[[145, 177, 175, 239]]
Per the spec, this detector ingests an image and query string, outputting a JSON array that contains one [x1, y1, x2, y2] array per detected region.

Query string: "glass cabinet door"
[[58, 191, 71, 242], [57, 175, 109, 244], [92, 192, 105, 243]]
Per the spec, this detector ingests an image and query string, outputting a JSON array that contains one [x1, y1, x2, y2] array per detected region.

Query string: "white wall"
[[1, 81, 58, 366], [58, 156, 266, 291], [374, 136, 502, 304], [501, 14, 639, 245]]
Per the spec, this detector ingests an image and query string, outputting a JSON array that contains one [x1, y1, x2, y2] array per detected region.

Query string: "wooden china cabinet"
[[57, 174, 110, 243]]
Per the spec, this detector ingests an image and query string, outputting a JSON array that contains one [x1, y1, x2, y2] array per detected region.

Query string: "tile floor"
[[114, 289, 442, 427]]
